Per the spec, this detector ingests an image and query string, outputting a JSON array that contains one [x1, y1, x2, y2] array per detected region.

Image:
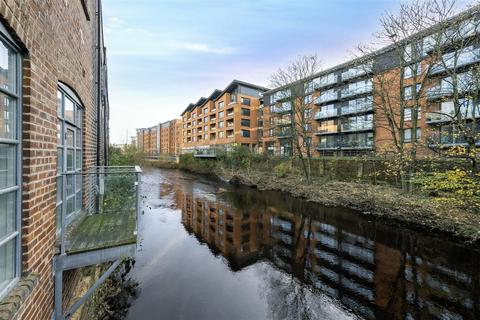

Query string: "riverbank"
[[170, 161, 480, 243], [225, 168, 480, 243]]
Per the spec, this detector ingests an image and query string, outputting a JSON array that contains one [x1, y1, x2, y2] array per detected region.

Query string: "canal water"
[[127, 167, 480, 320]]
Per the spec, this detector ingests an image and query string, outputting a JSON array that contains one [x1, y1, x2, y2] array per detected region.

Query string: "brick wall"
[[0, 0, 106, 319]]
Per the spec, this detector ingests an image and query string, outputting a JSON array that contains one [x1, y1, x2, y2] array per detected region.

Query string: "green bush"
[[109, 145, 144, 166], [412, 169, 480, 213], [179, 153, 216, 174], [273, 161, 299, 178]]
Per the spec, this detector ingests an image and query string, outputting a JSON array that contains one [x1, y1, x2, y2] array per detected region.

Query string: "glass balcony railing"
[[315, 107, 338, 119], [428, 133, 480, 146], [431, 47, 480, 74], [340, 83, 373, 98], [275, 118, 291, 126], [340, 101, 373, 116], [278, 129, 292, 138], [426, 86, 452, 100], [340, 121, 373, 132], [315, 91, 338, 104], [316, 127, 338, 135], [59, 166, 142, 255], [272, 102, 292, 113], [317, 139, 374, 150], [426, 106, 480, 123]]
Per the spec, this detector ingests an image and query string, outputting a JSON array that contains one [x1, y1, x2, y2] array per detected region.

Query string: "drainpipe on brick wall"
[[96, 0, 102, 167]]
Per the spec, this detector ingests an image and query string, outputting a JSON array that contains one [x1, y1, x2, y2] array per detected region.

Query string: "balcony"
[[226, 111, 234, 118], [340, 83, 373, 99], [426, 107, 480, 124], [58, 166, 141, 255], [341, 64, 373, 81], [272, 102, 292, 113], [340, 102, 373, 116], [275, 118, 291, 126], [315, 91, 338, 104], [316, 127, 338, 135], [314, 106, 338, 120], [54, 166, 141, 319], [428, 133, 480, 147], [431, 47, 480, 75], [278, 129, 292, 138], [316, 139, 374, 150], [340, 121, 373, 133], [426, 86, 452, 100]]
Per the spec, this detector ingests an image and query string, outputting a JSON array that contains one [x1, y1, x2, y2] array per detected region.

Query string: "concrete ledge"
[[0, 274, 38, 320]]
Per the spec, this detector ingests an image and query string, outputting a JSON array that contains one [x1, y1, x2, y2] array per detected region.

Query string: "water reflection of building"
[[177, 192, 273, 270], [176, 190, 480, 320]]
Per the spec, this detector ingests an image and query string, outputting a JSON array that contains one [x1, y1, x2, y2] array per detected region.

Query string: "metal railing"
[[58, 166, 142, 255]]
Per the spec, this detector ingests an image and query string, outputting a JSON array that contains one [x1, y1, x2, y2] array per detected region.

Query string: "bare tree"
[[425, 3, 480, 172], [357, 0, 461, 188], [269, 54, 322, 182]]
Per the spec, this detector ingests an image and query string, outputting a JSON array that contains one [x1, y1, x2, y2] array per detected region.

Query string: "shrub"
[[412, 169, 480, 213], [273, 161, 298, 178]]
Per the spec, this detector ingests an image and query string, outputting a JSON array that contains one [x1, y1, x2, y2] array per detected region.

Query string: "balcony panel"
[[315, 108, 338, 120], [340, 122, 373, 133], [63, 166, 141, 255]]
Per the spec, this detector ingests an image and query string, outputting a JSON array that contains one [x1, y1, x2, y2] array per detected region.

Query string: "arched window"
[[56, 84, 83, 234], [0, 26, 22, 299]]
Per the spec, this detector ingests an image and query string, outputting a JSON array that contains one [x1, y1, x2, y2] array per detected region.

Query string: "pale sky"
[[102, 0, 463, 144]]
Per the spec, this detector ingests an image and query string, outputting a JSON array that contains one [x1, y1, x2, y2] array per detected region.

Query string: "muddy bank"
[[219, 167, 480, 244]]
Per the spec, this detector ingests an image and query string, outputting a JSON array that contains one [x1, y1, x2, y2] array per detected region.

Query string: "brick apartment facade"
[[0, 1, 110, 319], [180, 80, 268, 154], [136, 119, 182, 156], [261, 7, 480, 157]]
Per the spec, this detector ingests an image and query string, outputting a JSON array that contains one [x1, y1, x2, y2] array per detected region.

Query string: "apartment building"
[[136, 119, 182, 156], [261, 7, 480, 157], [0, 1, 139, 320], [180, 80, 268, 154]]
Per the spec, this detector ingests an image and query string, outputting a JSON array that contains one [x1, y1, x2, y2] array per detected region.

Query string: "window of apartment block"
[[404, 64, 423, 79], [219, 111, 224, 119], [219, 131, 225, 138], [56, 85, 83, 237], [219, 121, 224, 129], [241, 108, 251, 117], [404, 84, 421, 100], [230, 95, 237, 103], [0, 32, 21, 299], [204, 125, 208, 131], [203, 108, 208, 114], [204, 116, 208, 123], [241, 97, 251, 106], [218, 101, 224, 109], [404, 107, 422, 121], [404, 128, 421, 142], [241, 119, 250, 127], [241, 130, 251, 138], [269, 128, 275, 136]]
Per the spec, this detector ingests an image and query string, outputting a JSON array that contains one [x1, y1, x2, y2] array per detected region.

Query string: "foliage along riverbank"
[[175, 152, 480, 244]]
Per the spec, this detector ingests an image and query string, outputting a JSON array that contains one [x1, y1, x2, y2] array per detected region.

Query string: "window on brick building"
[[56, 85, 83, 236], [0, 31, 21, 299]]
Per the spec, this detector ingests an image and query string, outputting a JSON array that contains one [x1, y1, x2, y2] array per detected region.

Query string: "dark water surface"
[[127, 167, 480, 320]]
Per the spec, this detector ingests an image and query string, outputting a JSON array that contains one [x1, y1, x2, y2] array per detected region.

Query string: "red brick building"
[[0, 1, 119, 320]]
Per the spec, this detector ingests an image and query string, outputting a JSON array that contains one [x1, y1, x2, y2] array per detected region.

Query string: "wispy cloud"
[[170, 42, 237, 55]]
